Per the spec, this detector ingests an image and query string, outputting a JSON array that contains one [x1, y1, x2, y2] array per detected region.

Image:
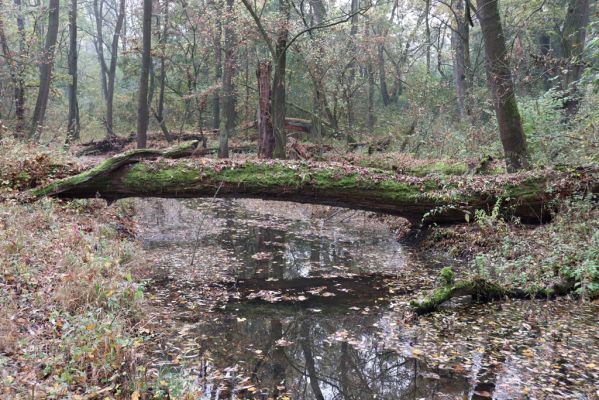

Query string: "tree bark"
[[452, 0, 471, 121], [272, 0, 290, 159], [66, 0, 80, 143], [219, 0, 236, 158], [476, 0, 530, 172], [29, 0, 60, 141], [137, 0, 152, 148], [561, 0, 590, 115], [257, 61, 274, 158], [33, 147, 598, 225]]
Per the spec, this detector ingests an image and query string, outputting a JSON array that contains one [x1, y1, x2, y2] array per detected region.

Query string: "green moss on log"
[[32, 141, 199, 197], [410, 277, 576, 314]]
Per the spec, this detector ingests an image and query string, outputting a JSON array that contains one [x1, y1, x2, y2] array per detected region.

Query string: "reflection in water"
[[133, 198, 599, 400], [135, 198, 469, 398]]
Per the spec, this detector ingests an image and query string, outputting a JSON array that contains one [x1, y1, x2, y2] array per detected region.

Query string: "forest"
[[0, 0, 598, 398]]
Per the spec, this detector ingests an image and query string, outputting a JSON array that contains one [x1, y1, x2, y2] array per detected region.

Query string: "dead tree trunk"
[[66, 0, 80, 143], [136, 0, 152, 148], [257, 61, 274, 158], [476, 0, 530, 172], [29, 0, 59, 141], [32, 145, 598, 225]]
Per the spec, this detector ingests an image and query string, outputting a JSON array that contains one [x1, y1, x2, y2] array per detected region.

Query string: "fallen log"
[[31, 147, 597, 224], [409, 277, 576, 314]]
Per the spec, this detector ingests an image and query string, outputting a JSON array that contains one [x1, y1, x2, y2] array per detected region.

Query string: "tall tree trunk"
[[93, 0, 125, 138], [13, 0, 26, 135], [0, 0, 24, 136], [271, 0, 290, 159], [425, 0, 431, 74], [345, 0, 359, 134], [219, 0, 236, 158], [476, 0, 530, 172], [29, 0, 59, 141], [378, 44, 391, 106], [66, 0, 80, 143], [212, 5, 222, 130], [538, 32, 552, 91], [157, 0, 168, 126], [257, 61, 274, 158], [452, 0, 471, 121], [137, 0, 152, 148], [561, 0, 590, 116], [366, 23, 375, 132]]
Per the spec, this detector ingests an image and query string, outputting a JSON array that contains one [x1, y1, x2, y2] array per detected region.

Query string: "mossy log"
[[32, 147, 597, 224], [410, 278, 576, 314]]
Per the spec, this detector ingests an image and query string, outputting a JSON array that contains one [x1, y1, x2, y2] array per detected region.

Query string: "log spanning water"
[[33, 141, 598, 225]]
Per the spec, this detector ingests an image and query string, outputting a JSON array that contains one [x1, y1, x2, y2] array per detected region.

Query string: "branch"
[[240, 0, 276, 58]]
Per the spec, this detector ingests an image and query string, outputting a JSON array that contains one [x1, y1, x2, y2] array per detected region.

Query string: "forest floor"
[[0, 136, 598, 398]]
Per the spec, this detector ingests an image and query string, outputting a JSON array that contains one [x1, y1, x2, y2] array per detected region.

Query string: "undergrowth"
[[0, 198, 151, 398], [423, 197, 599, 299], [0, 138, 80, 192]]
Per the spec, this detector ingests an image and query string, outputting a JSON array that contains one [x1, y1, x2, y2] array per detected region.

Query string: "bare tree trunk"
[[561, 0, 590, 116], [13, 0, 26, 135], [257, 61, 274, 158], [219, 0, 236, 158], [452, 0, 471, 121], [29, 0, 59, 141], [378, 44, 391, 106], [93, 0, 125, 138], [66, 0, 80, 143], [212, 3, 222, 130], [271, 0, 290, 159], [425, 0, 431, 74], [476, 0, 530, 172], [137, 0, 152, 148], [366, 23, 375, 132], [155, 0, 172, 142], [345, 0, 359, 135], [0, 0, 24, 137]]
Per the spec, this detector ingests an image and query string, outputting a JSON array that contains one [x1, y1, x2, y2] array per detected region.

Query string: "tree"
[[219, 0, 237, 158], [271, 0, 290, 158], [257, 61, 274, 158], [476, 0, 530, 172], [0, 0, 26, 136], [92, 0, 126, 137], [137, 0, 152, 148], [451, 0, 471, 121], [153, 0, 172, 143], [561, 0, 590, 115], [66, 0, 80, 143], [29, 0, 60, 141]]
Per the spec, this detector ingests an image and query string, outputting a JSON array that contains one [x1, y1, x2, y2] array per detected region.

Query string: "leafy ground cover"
[[0, 197, 151, 398]]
